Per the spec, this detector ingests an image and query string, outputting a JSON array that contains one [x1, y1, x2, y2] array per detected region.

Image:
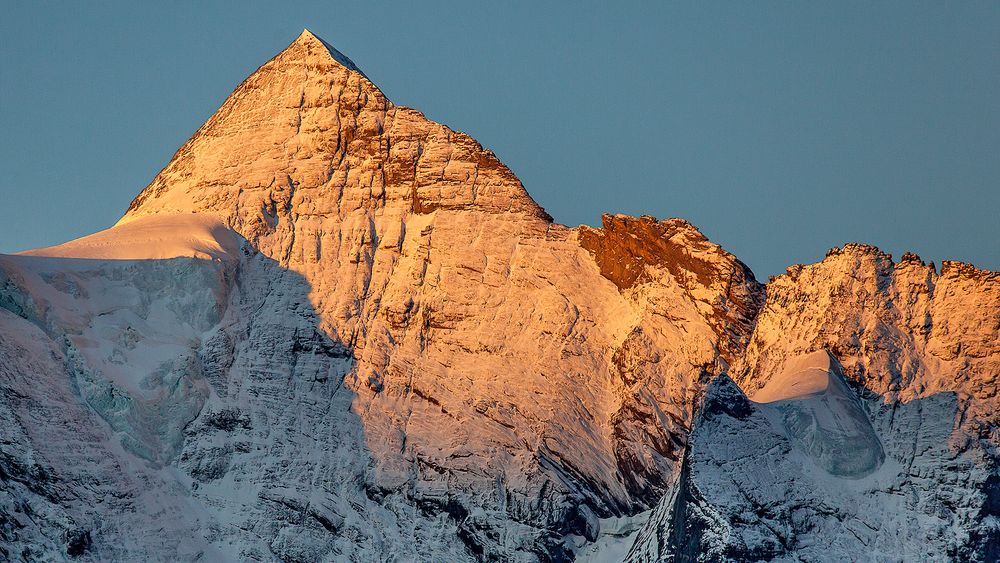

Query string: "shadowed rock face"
[[2, 29, 998, 563], [750, 351, 885, 479], [627, 363, 990, 562], [627, 246, 1000, 562], [1, 30, 766, 561]]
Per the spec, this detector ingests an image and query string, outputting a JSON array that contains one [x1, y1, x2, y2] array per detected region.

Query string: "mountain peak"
[[293, 28, 365, 75], [121, 28, 549, 238]]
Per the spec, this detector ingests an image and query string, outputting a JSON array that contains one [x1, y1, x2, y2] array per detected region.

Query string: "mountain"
[[627, 248, 999, 561], [0, 30, 996, 562]]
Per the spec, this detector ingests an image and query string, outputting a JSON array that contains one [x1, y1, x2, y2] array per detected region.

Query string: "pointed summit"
[[293, 28, 365, 76], [121, 28, 549, 234]]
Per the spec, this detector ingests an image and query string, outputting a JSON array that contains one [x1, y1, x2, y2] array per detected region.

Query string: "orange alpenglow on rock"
[[1, 30, 997, 562]]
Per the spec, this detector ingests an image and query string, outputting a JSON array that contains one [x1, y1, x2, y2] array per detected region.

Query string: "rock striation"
[[627, 247, 1000, 562], [1, 30, 997, 562]]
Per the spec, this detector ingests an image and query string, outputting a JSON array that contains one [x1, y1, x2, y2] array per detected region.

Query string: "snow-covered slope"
[[1, 30, 997, 562], [627, 249, 1000, 562], [1, 214, 480, 560], [749, 350, 885, 479], [18, 214, 241, 261], [1, 30, 764, 561]]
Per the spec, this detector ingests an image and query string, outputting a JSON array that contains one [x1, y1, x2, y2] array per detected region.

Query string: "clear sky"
[[1, 2, 997, 277]]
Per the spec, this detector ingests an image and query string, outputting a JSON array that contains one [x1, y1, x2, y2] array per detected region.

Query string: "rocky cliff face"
[[1, 30, 997, 562], [627, 247, 1000, 562]]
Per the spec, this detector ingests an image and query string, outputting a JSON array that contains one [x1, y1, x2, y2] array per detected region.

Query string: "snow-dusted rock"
[[1, 30, 996, 562], [627, 246, 1000, 562], [1, 30, 762, 561]]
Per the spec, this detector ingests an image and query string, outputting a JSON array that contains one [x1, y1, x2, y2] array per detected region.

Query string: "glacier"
[[1, 30, 997, 562]]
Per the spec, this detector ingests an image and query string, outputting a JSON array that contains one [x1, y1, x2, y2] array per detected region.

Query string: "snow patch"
[[750, 349, 831, 403], [18, 213, 240, 260], [752, 350, 884, 478]]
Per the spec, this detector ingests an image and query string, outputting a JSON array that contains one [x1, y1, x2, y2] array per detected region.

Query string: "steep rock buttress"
[[2, 30, 765, 561], [3, 29, 995, 562]]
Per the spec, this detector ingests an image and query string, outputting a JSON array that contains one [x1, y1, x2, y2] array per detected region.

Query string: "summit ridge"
[[1, 29, 997, 562], [296, 28, 366, 74]]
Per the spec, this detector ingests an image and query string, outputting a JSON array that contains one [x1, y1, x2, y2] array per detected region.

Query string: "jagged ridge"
[[1, 29, 997, 562]]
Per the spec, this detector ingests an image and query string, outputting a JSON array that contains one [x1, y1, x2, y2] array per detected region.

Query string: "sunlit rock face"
[[0, 30, 763, 561], [1, 30, 998, 562], [736, 245, 999, 419], [627, 249, 1000, 562]]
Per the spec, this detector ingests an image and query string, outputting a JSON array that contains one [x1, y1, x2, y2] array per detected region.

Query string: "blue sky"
[[1, 2, 997, 276]]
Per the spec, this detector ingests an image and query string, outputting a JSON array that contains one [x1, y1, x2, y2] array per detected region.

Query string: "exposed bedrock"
[[1, 29, 997, 562]]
